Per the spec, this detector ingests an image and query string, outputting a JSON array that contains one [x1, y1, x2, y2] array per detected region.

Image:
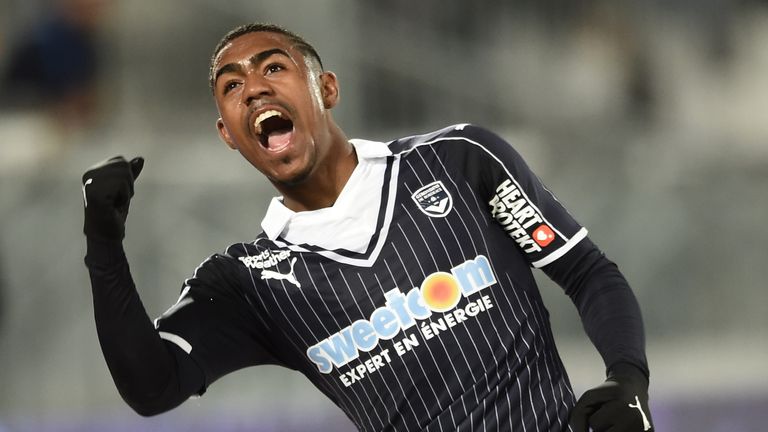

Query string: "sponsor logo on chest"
[[306, 255, 497, 386]]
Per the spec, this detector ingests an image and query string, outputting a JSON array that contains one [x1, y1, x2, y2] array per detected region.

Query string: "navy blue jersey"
[[156, 124, 588, 431]]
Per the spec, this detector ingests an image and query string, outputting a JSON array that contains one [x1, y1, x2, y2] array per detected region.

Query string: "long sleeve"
[[437, 123, 649, 378], [541, 236, 649, 378], [85, 237, 204, 416]]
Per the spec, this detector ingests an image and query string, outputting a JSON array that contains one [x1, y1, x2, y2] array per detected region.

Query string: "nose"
[[242, 73, 273, 106]]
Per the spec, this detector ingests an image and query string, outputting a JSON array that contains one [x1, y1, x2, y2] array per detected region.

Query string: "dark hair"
[[209, 23, 323, 93]]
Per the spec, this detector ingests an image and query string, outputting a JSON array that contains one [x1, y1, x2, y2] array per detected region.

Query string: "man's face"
[[212, 31, 337, 185]]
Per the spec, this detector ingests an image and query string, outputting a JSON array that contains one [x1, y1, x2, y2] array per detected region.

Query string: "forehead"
[[214, 32, 302, 67]]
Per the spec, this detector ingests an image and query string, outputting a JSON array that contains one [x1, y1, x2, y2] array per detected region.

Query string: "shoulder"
[[186, 237, 284, 296], [221, 236, 297, 272], [188, 237, 273, 283], [387, 123, 511, 157]]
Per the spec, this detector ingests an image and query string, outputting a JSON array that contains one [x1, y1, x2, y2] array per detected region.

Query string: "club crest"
[[412, 180, 453, 218]]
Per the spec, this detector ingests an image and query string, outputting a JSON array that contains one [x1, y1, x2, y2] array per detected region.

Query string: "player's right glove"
[[82, 156, 144, 240], [569, 363, 653, 432]]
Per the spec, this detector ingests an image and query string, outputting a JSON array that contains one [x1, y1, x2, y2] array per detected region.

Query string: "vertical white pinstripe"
[[394, 223, 472, 425], [421, 177, 528, 432], [304, 252, 417, 428], [404, 180, 495, 392], [317, 262, 388, 431], [239, 244, 334, 393], [523, 289, 578, 428], [356, 272, 414, 432], [237, 243, 372, 431], [405, 157, 502, 431], [503, 273, 552, 432], [450, 182, 521, 432], [272, 255, 386, 430], [379, 259, 443, 416], [440, 176, 551, 430], [284, 256, 333, 333], [406, 146, 511, 429], [534, 355, 554, 429], [333, 267, 390, 430], [372, 272, 427, 429], [400, 204, 483, 407], [389, 242, 461, 429], [425, 142, 574, 431]]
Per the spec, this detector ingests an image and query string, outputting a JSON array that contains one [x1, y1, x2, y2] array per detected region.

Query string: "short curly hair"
[[209, 23, 323, 93]]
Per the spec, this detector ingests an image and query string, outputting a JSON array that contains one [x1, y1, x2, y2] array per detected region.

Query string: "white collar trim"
[[260, 139, 390, 242]]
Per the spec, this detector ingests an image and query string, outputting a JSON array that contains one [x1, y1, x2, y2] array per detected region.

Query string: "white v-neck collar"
[[260, 139, 392, 253]]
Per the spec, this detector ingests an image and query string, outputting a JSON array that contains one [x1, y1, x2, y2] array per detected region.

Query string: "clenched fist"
[[82, 156, 144, 240]]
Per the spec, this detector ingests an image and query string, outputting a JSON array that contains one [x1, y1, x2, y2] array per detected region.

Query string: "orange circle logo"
[[420, 272, 461, 312]]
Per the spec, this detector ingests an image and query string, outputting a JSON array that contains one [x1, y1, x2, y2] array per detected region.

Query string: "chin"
[[270, 165, 313, 187]]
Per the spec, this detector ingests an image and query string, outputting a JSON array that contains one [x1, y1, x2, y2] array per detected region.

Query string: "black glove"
[[82, 156, 144, 240], [569, 363, 653, 432]]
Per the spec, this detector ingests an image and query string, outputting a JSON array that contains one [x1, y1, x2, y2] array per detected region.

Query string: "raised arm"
[[82, 156, 204, 416]]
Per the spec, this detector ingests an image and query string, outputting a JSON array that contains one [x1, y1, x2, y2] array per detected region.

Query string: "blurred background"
[[1, 0, 766, 430]]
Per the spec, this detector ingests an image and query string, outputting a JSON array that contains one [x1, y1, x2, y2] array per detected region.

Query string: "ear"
[[319, 71, 340, 109], [216, 118, 237, 150]]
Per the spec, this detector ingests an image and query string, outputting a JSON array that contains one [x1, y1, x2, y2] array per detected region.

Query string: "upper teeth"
[[254, 110, 282, 135]]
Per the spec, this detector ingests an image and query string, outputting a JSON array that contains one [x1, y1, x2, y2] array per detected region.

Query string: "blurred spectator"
[[0, 0, 106, 132]]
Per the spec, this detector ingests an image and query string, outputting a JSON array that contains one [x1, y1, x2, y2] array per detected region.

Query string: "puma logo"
[[628, 395, 652, 431], [82, 178, 93, 207], [261, 257, 301, 287]]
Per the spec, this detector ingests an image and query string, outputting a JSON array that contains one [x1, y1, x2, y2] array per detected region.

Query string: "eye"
[[222, 80, 240, 95], [265, 63, 285, 75]]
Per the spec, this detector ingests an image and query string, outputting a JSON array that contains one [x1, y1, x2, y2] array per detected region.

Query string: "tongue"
[[266, 129, 292, 150]]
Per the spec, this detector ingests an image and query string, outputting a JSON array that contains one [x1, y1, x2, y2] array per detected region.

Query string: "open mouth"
[[254, 110, 294, 151]]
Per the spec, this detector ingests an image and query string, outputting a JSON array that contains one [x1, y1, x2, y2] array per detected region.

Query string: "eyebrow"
[[213, 48, 292, 86]]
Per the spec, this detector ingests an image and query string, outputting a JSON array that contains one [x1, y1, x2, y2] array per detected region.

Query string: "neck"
[[277, 122, 356, 212]]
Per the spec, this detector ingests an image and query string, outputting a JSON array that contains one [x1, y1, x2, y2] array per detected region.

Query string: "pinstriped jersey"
[[156, 124, 588, 432]]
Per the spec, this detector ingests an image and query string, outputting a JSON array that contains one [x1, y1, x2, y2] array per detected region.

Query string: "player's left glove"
[[569, 363, 653, 432], [81, 155, 144, 240]]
